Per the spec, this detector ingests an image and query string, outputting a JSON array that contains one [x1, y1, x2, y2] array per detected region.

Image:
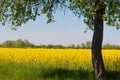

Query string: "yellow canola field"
[[0, 48, 120, 70]]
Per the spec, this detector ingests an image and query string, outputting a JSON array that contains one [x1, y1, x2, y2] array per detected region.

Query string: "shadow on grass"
[[106, 71, 120, 80], [42, 68, 120, 80], [42, 68, 93, 80]]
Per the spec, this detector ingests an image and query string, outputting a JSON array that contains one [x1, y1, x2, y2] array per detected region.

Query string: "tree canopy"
[[0, 0, 120, 29], [1, 39, 32, 48]]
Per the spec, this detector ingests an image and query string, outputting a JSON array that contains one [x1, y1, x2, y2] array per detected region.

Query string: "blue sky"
[[0, 10, 120, 45]]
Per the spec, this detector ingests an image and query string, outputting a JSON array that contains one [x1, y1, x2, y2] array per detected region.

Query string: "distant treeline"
[[0, 39, 34, 48], [0, 39, 120, 49]]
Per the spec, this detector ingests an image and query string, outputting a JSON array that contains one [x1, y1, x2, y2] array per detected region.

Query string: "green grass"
[[0, 62, 92, 80], [0, 61, 120, 80]]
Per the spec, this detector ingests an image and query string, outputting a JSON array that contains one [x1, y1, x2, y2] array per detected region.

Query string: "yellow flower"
[[0, 48, 120, 70]]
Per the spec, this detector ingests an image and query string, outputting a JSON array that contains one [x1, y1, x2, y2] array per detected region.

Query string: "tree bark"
[[92, 2, 106, 80]]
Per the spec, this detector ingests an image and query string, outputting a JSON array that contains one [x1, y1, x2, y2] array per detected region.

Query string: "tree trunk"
[[92, 2, 106, 80]]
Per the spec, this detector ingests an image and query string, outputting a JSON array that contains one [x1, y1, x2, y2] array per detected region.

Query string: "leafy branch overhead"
[[0, 0, 120, 29]]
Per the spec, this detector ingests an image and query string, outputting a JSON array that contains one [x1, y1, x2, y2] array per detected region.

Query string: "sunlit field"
[[0, 48, 120, 80]]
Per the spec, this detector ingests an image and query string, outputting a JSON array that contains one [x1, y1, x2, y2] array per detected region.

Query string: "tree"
[[86, 41, 91, 49], [81, 41, 91, 49], [14, 39, 24, 48], [24, 39, 32, 48], [0, 0, 120, 80], [1, 39, 32, 48], [2, 40, 14, 47]]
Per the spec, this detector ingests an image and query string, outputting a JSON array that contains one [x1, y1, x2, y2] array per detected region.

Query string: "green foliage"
[[69, 0, 120, 29], [1, 40, 120, 49], [0, 0, 120, 29], [1, 39, 32, 48], [0, 0, 66, 29], [103, 43, 120, 50], [81, 41, 91, 49]]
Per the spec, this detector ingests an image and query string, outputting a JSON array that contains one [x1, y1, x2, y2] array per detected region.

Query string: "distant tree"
[[1, 0, 120, 79], [76, 44, 80, 49], [86, 41, 91, 49], [24, 39, 31, 48], [81, 43, 86, 49], [1, 39, 32, 48], [2, 40, 14, 48], [103, 43, 120, 50], [80, 41, 91, 49], [68, 44, 75, 48], [54, 45, 65, 49], [14, 39, 24, 48], [47, 44, 54, 48]]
